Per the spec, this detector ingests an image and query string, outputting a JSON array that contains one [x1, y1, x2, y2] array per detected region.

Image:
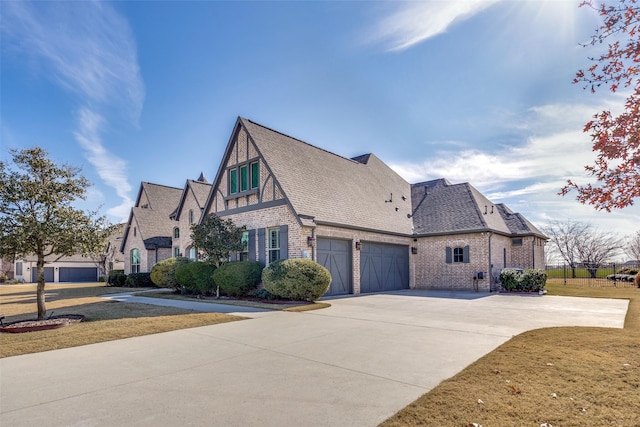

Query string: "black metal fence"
[[545, 262, 639, 287]]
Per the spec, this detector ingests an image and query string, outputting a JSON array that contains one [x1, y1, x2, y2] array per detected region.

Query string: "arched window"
[[189, 246, 196, 260], [131, 249, 140, 273], [174, 227, 180, 238], [189, 209, 195, 224]]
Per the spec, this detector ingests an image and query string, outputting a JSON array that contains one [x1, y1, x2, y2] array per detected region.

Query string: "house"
[[169, 174, 212, 260], [200, 117, 546, 295], [11, 223, 128, 283], [1, 257, 15, 281], [120, 182, 182, 274]]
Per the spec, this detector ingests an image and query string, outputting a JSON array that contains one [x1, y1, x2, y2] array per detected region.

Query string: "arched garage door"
[[360, 242, 409, 293], [317, 238, 352, 296]]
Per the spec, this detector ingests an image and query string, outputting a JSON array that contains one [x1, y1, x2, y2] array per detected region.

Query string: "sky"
[[1, 0, 638, 254]]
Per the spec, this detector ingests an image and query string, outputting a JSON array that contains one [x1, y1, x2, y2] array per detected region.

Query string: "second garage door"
[[360, 242, 409, 293], [31, 267, 54, 283], [59, 267, 98, 282]]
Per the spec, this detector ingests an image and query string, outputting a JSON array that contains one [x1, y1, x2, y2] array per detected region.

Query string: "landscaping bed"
[[0, 314, 85, 333]]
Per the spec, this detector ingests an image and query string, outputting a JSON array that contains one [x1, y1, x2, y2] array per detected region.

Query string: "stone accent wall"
[[415, 233, 491, 291]]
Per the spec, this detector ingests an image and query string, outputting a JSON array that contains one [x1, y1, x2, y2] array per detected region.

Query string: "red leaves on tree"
[[562, 0, 640, 210]]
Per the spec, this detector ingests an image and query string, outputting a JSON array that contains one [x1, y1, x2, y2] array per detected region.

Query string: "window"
[[16, 262, 23, 276], [134, 227, 137, 237], [174, 247, 180, 257], [188, 246, 196, 260], [230, 169, 238, 194], [512, 238, 523, 246], [174, 227, 180, 238], [251, 162, 259, 189], [131, 249, 140, 273], [268, 228, 280, 263], [453, 247, 464, 263], [240, 231, 249, 261], [240, 165, 248, 192], [189, 209, 195, 224], [446, 245, 469, 264]]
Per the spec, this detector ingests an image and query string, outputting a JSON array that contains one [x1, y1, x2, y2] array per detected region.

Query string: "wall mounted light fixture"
[[355, 241, 362, 250], [307, 236, 315, 247], [411, 247, 418, 254]]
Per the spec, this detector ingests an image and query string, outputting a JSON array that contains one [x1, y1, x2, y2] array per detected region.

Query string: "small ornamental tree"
[[0, 147, 109, 319], [190, 214, 246, 297], [562, 0, 640, 210]]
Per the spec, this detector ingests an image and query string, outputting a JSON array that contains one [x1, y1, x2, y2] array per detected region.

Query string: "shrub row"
[[606, 274, 637, 283], [118, 257, 332, 301], [499, 268, 547, 292]]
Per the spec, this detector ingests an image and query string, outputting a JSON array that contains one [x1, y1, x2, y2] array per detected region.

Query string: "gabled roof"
[[410, 179, 546, 238], [239, 118, 413, 235], [120, 182, 182, 252], [170, 178, 212, 220]]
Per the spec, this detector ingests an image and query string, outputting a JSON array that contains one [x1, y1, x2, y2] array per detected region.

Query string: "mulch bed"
[[0, 314, 85, 333]]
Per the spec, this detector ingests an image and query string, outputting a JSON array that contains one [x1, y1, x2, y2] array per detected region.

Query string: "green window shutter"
[[230, 169, 237, 194], [251, 162, 259, 189], [240, 165, 248, 191], [463, 245, 470, 263]]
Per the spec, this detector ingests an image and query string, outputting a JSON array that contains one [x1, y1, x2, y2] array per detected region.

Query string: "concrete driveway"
[[0, 290, 628, 427]]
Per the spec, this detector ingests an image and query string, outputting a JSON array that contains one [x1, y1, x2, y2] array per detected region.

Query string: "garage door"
[[31, 267, 54, 283], [59, 267, 98, 282], [317, 238, 352, 296], [360, 242, 409, 293]]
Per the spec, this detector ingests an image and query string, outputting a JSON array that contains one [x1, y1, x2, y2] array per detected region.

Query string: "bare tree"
[[575, 230, 622, 278], [542, 220, 591, 278], [627, 231, 640, 262]]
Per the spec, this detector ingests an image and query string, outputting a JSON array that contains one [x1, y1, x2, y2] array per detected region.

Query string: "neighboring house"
[[120, 182, 182, 274], [14, 254, 101, 283], [169, 173, 212, 260], [10, 223, 127, 284], [200, 117, 546, 295]]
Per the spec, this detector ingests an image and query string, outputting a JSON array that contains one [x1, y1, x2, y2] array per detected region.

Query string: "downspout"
[[532, 237, 536, 268], [311, 226, 316, 261], [488, 232, 493, 292]]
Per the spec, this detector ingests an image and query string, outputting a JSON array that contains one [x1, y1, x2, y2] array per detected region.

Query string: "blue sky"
[[1, 0, 638, 244]]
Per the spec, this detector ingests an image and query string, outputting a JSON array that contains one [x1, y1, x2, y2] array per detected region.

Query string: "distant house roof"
[[120, 182, 182, 252], [410, 179, 546, 238], [170, 178, 213, 220], [238, 118, 413, 235]]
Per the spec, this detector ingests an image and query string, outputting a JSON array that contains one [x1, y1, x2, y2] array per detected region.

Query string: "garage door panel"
[[59, 267, 98, 282], [360, 242, 409, 293], [32, 267, 54, 283], [317, 238, 352, 296]]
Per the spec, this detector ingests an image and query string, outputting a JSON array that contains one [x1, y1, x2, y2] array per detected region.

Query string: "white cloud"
[[371, 0, 502, 52], [390, 101, 640, 237], [2, 1, 143, 221]]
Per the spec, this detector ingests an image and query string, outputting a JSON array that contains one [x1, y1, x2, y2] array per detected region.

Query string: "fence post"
[[613, 263, 616, 288], [563, 263, 567, 286]]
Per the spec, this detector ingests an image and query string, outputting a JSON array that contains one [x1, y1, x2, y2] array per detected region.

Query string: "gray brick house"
[[169, 174, 212, 260], [201, 117, 547, 295]]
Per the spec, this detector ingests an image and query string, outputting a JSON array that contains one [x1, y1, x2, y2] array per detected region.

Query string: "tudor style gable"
[[205, 118, 287, 216]]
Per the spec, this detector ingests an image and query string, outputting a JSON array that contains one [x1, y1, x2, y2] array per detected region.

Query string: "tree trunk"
[[36, 255, 46, 320]]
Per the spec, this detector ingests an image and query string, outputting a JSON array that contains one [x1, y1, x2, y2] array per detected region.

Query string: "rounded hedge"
[[213, 261, 263, 297], [150, 257, 192, 289], [262, 258, 331, 301], [176, 262, 217, 295]]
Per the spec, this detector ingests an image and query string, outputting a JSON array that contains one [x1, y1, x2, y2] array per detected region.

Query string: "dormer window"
[[228, 161, 259, 196], [189, 209, 195, 224], [174, 227, 180, 238]]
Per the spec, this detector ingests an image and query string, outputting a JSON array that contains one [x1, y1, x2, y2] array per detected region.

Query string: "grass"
[[0, 283, 244, 358], [381, 281, 640, 427]]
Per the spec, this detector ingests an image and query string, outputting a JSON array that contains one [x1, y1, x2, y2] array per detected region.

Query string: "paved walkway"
[[0, 291, 629, 427]]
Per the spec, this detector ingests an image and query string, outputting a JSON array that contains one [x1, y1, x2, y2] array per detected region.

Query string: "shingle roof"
[[171, 179, 212, 220], [410, 179, 545, 238], [120, 182, 182, 252], [241, 118, 413, 234]]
